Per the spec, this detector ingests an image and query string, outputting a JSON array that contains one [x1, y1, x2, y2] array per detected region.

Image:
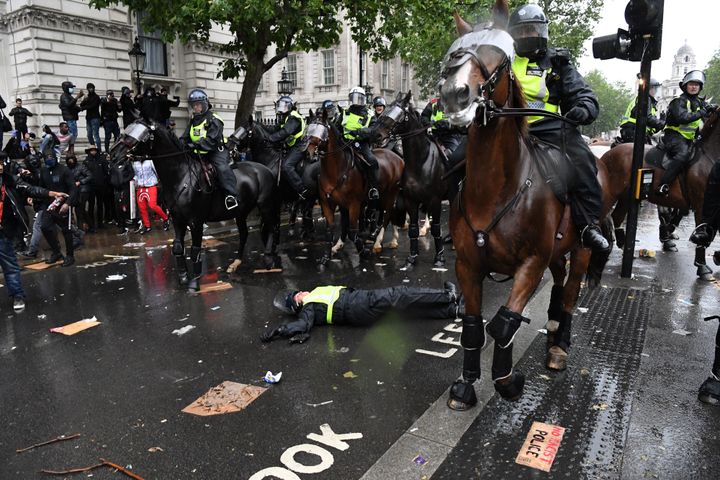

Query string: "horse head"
[[699, 109, 720, 153], [439, 1, 518, 127], [305, 113, 330, 160], [374, 91, 414, 142], [109, 119, 157, 168]]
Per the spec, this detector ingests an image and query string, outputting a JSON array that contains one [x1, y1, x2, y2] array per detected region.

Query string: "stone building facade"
[[657, 42, 697, 113], [0, 0, 420, 145]]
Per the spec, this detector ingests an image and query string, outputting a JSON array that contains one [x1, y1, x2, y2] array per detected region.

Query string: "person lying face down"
[[262, 282, 463, 344]]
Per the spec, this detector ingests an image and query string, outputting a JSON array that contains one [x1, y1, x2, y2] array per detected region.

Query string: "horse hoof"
[[373, 245, 383, 254], [662, 240, 678, 252], [226, 259, 242, 274], [388, 240, 398, 249], [178, 273, 189, 286], [697, 264, 713, 281], [188, 280, 199, 292], [494, 372, 525, 401], [546, 346, 568, 371], [714, 251, 720, 266], [359, 248, 371, 259], [273, 256, 283, 269], [447, 380, 477, 411], [433, 256, 446, 268]]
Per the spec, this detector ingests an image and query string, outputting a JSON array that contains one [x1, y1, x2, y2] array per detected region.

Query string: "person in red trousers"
[[131, 158, 169, 234]]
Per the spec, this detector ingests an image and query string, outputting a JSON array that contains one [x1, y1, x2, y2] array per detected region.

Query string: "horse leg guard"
[[614, 227, 625, 248], [491, 342, 524, 401], [431, 223, 445, 267], [546, 285, 564, 348], [188, 246, 203, 292], [172, 240, 188, 285], [695, 246, 714, 280], [486, 306, 530, 349], [406, 224, 420, 268], [547, 311, 572, 371], [321, 226, 333, 265], [447, 315, 484, 411]]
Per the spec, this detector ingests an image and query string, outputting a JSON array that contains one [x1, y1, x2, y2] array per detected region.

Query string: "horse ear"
[[403, 90, 412, 103], [322, 107, 328, 123], [492, 0, 510, 29], [309, 108, 315, 119], [454, 12, 473, 36], [248, 115, 254, 125]]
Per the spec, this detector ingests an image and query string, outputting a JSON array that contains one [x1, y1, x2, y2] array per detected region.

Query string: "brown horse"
[[440, 0, 613, 410], [601, 112, 720, 280], [305, 112, 404, 264]]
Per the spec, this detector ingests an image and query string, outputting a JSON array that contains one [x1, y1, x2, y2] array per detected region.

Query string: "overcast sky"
[[578, 0, 720, 89]]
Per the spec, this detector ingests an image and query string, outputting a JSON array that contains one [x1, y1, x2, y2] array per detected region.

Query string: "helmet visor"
[[349, 92, 366, 106], [306, 123, 329, 142], [509, 22, 548, 41], [276, 99, 292, 114]]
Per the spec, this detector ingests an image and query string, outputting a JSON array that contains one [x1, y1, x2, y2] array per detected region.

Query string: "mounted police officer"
[[181, 88, 239, 210], [509, 3, 609, 254], [340, 86, 380, 201], [657, 70, 717, 196], [268, 96, 308, 198], [421, 97, 464, 156], [619, 78, 665, 144], [372, 96, 386, 117]]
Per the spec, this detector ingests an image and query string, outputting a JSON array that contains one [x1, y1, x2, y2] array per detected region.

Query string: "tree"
[[703, 49, 720, 102], [583, 70, 634, 138]]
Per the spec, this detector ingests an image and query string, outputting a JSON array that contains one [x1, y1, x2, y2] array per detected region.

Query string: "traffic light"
[[592, 0, 664, 62]]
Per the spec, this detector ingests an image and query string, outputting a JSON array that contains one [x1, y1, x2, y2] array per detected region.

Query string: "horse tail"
[[586, 216, 614, 289]]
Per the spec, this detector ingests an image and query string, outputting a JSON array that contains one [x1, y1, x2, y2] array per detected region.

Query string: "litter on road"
[[263, 371, 282, 384], [182, 381, 266, 416], [172, 325, 196, 336], [50, 317, 101, 336], [16, 433, 80, 453]]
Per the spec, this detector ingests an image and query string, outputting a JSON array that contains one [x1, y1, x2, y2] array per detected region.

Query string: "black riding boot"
[[580, 224, 611, 253], [367, 165, 380, 201]]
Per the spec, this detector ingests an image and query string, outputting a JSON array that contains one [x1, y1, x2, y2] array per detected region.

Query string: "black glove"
[[564, 107, 590, 125], [260, 325, 286, 343], [289, 332, 311, 344], [435, 120, 450, 130], [705, 104, 718, 113]]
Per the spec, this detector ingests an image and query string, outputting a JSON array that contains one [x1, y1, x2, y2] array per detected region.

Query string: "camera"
[[592, 0, 664, 62]]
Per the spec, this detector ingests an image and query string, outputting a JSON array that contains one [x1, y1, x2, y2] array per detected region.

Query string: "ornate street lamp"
[[128, 37, 146, 95], [363, 83, 374, 103], [277, 67, 294, 96]]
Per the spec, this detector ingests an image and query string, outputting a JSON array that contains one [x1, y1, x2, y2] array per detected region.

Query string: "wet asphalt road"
[[1, 204, 720, 479]]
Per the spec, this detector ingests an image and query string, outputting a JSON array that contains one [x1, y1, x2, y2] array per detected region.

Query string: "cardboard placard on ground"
[[253, 268, 283, 274], [202, 238, 227, 248], [515, 421, 565, 472], [50, 317, 101, 336], [198, 282, 233, 294], [25, 260, 62, 270], [182, 381, 266, 416]]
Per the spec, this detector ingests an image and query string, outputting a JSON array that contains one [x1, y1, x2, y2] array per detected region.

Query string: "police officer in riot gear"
[[618, 78, 665, 144], [321, 99, 339, 123], [341, 86, 380, 201], [509, 3, 609, 254], [267, 96, 308, 198], [262, 282, 462, 344], [372, 96, 386, 117], [657, 70, 716, 196], [181, 88, 239, 210], [421, 97, 464, 155]]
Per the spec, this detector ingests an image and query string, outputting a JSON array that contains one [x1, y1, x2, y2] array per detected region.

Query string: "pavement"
[[1, 204, 719, 479]]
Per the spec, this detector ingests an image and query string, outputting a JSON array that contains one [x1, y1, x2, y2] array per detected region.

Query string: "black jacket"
[[80, 92, 101, 120], [68, 162, 93, 194], [522, 48, 599, 132], [59, 91, 81, 121], [267, 112, 303, 144], [0, 95, 6, 110], [0, 171, 49, 238], [109, 161, 134, 188], [120, 94, 137, 126], [101, 98, 120, 122], [84, 153, 110, 190], [181, 111, 224, 152], [9, 107, 33, 128], [157, 95, 180, 122], [665, 93, 707, 133], [37, 163, 78, 208]]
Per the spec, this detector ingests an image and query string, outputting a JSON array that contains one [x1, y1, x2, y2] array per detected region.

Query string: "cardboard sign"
[[253, 268, 283, 274], [202, 238, 227, 248], [515, 421, 565, 472], [198, 282, 233, 294], [182, 381, 266, 416], [24, 260, 62, 270], [50, 317, 101, 336]]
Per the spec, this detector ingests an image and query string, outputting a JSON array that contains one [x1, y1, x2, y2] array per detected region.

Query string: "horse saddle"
[[349, 145, 371, 168], [645, 142, 699, 171], [529, 136, 571, 203]]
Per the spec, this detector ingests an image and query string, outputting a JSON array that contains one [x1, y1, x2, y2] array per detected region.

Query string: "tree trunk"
[[234, 60, 265, 129]]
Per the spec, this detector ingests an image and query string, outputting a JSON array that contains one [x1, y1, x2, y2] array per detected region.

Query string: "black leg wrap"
[[448, 379, 478, 410], [695, 246, 707, 267], [547, 285, 564, 322], [190, 246, 202, 263], [486, 306, 531, 349], [408, 224, 420, 239], [172, 239, 184, 256], [553, 311, 573, 351], [615, 228, 626, 248], [430, 223, 441, 238], [494, 371, 525, 402], [699, 376, 720, 405], [460, 315, 485, 382], [491, 340, 514, 380]]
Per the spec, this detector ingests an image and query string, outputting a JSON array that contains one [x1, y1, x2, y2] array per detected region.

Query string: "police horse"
[[439, 1, 613, 410], [110, 120, 281, 291]]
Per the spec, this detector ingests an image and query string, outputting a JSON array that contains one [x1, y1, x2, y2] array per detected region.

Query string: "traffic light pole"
[[621, 38, 653, 277]]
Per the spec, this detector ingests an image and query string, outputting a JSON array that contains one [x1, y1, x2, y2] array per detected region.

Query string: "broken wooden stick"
[[17, 433, 81, 453], [40, 458, 145, 479], [100, 458, 146, 480]]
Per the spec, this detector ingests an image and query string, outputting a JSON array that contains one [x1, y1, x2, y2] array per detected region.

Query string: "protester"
[[66, 153, 93, 231], [0, 94, 7, 149], [132, 157, 169, 234], [40, 123, 75, 157], [110, 155, 135, 235], [100, 90, 121, 153], [84, 145, 110, 231], [80, 83, 102, 150], [59, 81, 83, 139], [120, 87, 137, 129], [8, 99, 33, 136], [157, 87, 180, 127]]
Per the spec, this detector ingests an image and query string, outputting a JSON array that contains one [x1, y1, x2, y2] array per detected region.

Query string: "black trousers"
[[282, 144, 306, 194], [434, 132, 463, 153], [532, 125, 603, 227], [207, 149, 238, 196], [87, 188, 105, 228], [701, 161, 720, 227], [41, 210, 74, 257], [355, 142, 379, 188], [76, 191, 90, 228], [114, 184, 130, 226], [660, 130, 693, 186], [340, 286, 456, 326]]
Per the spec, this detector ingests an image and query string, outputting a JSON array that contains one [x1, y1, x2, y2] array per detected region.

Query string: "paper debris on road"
[[182, 381, 266, 416], [172, 325, 196, 336], [198, 282, 232, 294], [343, 371, 358, 379], [50, 317, 101, 336], [106, 274, 126, 281], [672, 328, 692, 336], [263, 371, 282, 384]]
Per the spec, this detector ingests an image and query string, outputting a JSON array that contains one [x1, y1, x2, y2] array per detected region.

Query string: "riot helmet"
[[321, 99, 337, 118], [649, 78, 662, 97], [372, 96, 387, 107], [349, 86, 366, 107], [276, 96, 294, 115], [679, 70, 705, 92], [273, 290, 302, 314], [508, 4, 549, 58], [188, 88, 209, 114]]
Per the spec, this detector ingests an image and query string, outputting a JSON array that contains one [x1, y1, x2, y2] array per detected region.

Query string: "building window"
[[137, 12, 168, 76], [254, 110, 263, 122], [381, 60, 390, 89], [322, 50, 335, 85], [287, 54, 298, 90], [683, 67, 688, 75], [401, 63, 409, 93], [685, 55, 689, 62]]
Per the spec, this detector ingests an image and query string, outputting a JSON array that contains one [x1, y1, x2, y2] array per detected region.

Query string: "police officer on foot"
[[509, 3, 609, 254], [268, 96, 308, 198], [341, 86, 380, 201], [618, 78, 665, 144], [181, 88, 239, 210], [262, 282, 462, 344], [657, 70, 716, 196]]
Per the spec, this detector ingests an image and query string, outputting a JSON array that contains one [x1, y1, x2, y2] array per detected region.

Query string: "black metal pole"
[[621, 38, 653, 278], [135, 70, 142, 95], [359, 47, 364, 87]]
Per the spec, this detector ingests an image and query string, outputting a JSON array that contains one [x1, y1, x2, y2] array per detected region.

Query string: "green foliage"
[[583, 70, 634, 138], [703, 49, 720, 102]]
